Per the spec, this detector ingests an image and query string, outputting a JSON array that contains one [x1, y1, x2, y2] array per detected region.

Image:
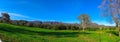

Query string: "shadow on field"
[[0, 27, 91, 38], [106, 31, 118, 36]]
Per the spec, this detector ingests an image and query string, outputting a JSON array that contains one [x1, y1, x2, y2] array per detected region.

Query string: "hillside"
[[0, 23, 119, 42]]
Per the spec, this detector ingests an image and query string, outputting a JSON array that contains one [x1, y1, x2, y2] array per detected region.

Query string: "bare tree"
[[99, 0, 120, 36], [77, 14, 90, 31]]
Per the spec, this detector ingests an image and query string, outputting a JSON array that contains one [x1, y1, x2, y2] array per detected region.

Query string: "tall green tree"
[[77, 14, 90, 31], [99, 0, 120, 36]]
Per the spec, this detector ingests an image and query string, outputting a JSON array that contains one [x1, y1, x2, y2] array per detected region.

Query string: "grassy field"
[[0, 23, 120, 42]]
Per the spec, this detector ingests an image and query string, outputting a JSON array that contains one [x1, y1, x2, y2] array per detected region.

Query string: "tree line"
[[0, 12, 112, 31]]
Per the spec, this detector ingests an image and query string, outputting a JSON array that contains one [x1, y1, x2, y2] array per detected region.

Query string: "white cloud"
[[8, 13, 42, 21], [9, 13, 29, 18], [0, 12, 61, 21], [0, 12, 40, 20], [93, 21, 115, 26], [0, 12, 30, 18]]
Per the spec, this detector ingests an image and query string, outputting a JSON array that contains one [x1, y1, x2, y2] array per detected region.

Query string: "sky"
[[0, 0, 115, 26]]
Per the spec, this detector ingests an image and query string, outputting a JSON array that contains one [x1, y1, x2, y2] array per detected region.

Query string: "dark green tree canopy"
[[0, 13, 10, 23]]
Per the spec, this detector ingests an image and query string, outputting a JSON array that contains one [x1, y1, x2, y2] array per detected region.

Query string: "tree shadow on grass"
[[0, 27, 91, 38], [106, 31, 118, 36]]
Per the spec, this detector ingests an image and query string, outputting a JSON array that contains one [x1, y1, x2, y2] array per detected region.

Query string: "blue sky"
[[0, 0, 115, 26]]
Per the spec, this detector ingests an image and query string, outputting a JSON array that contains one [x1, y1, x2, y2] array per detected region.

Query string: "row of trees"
[[10, 20, 80, 30], [0, 12, 108, 31], [0, 13, 80, 30]]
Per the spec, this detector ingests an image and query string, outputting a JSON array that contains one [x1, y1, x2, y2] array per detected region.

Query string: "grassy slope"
[[0, 23, 120, 42]]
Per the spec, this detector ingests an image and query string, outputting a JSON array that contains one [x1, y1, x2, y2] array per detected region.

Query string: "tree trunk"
[[82, 23, 86, 32], [83, 26, 85, 32], [118, 26, 120, 37], [116, 23, 120, 37]]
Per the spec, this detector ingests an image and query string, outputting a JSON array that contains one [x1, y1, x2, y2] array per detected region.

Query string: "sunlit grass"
[[0, 23, 120, 42]]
